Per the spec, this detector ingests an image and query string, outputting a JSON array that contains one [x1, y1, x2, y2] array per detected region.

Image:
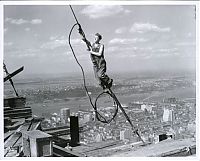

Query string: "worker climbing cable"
[[80, 32, 113, 91], [70, 5, 113, 91], [69, 24, 116, 124]]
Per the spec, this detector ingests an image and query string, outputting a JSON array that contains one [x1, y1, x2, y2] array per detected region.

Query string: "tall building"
[[120, 129, 132, 141], [92, 111, 96, 121], [95, 133, 103, 142], [83, 113, 92, 123], [141, 104, 153, 113], [163, 108, 174, 123], [60, 108, 70, 124]]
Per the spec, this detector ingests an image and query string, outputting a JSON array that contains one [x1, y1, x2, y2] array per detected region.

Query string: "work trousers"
[[93, 60, 111, 88]]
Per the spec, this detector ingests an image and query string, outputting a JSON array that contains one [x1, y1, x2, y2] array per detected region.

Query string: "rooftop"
[[111, 138, 196, 157]]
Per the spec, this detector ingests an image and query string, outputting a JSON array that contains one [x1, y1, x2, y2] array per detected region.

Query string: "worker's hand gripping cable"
[[78, 24, 91, 51]]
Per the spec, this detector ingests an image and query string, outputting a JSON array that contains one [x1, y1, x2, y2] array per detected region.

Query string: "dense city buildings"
[[37, 97, 196, 146]]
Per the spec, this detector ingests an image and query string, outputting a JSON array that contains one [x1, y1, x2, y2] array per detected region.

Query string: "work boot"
[[100, 82, 109, 93], [100, 82, 106, 90], [107, 79, 113, 89]]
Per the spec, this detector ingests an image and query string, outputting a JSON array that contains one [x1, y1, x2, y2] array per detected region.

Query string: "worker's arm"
[[82, 38, 91, 47], [89, 44, 104, 57], [78, 28, 92, 48]]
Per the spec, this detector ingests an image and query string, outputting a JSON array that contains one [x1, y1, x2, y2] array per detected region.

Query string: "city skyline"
[[4, 5, 196, 77]]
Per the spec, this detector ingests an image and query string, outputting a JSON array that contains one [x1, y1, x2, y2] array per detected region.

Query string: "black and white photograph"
[[1, 1, 199, 159]]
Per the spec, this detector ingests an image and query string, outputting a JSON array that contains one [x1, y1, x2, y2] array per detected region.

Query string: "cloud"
[[4, 42, 13, 47], [106, 44, 181, 60], [40, 35, 83, 50], [109, 38, 148, 45], [130, 23, 170, 33], [25, 27, 30, 31], [4, 28, 8, 33], [5, 18, 28, 25], [115, 23, 170, 36], [186, 32, 192, 38], [107, 46, 120, 53], [41, 35, 68, 49], [115, 27, 128, 34], [41, 39, 66, 50], [5, 17, 42, 25], [106, 44, 155, 60], [17, 53, 36, 58], [153, 48, 178, 53], [140, 47, 180, 59], [81, 5, 130, 19], [143, 54, 153, 60], [34, 34, 39, 38], [31, 19, 42, 24], [70, 39, 83, 45], [175, 42, 195, 46], [49, 36, 58, 40], [5, 47, 40, 59]]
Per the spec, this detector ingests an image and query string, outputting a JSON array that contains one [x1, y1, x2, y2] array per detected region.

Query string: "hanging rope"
[[68, 22, 118, 124]]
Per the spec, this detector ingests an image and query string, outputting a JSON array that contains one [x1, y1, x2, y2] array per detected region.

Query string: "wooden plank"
[[4, 97, 26, 108], [4, 107, 31, 112]]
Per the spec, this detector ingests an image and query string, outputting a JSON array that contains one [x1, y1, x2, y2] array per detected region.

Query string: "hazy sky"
[[4, 5, 196, 76]]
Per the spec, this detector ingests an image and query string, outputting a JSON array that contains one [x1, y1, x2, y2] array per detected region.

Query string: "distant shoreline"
[[30, 86, 195, 117]]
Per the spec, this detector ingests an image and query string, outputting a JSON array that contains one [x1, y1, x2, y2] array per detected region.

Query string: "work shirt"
[[90, 43, 105, 67]]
